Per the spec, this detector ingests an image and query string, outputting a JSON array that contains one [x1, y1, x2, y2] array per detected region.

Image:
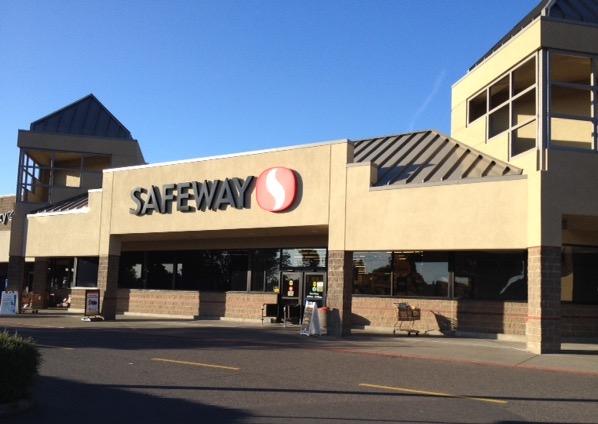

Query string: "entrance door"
[[280, 272, 303, 323], [304, 272, 326, 307]]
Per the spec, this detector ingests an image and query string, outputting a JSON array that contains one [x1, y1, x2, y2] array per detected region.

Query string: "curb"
[[330, 348, 598, 377], [0, 399, 33, 417]]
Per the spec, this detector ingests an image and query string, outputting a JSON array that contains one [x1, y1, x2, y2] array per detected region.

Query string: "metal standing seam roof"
[[29, 94, 133, 140], [470, 0, 598, 71], [32, 193, 89, 214], [351, 131, 522, 187]]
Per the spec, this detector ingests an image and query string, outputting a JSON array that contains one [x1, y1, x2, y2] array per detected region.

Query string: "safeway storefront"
[[3, 0, 598, 354]]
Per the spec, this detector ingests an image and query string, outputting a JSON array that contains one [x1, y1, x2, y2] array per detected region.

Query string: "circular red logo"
[[256, 167, 297, 212]]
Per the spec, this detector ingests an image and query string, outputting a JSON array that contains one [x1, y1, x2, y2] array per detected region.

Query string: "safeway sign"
[[130, 167, 297, 216]]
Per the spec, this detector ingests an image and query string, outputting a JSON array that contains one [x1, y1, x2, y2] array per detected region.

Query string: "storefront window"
[[281, 248, 327, 270], [561, 246, 598, 304], [393, 252, 449, 297], [353, 252, 392, 295], [75, 257, 99, 287], [119, 252, 145, 289], [454, 252, 527, 301], [353, 250, 526, 300], [147, 252, 175, 290], [250, 249, 280, 292]]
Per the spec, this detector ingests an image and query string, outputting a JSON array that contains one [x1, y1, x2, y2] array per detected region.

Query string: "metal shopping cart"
[[393, 303, 421, 336]]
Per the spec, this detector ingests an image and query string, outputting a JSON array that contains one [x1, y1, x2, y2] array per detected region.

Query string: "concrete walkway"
[[1, 311, 597, 377]]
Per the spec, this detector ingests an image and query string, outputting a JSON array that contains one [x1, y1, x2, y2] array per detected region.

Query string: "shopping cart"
[[393, 303, 421, 336], [21, 292, 44, 314]]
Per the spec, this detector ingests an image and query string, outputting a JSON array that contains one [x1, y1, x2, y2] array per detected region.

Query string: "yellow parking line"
[[359, 383, 507, 405], [151, 357, 240, 371]]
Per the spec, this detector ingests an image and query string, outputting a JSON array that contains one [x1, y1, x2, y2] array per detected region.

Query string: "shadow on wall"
[[16, 375, 251, 424]]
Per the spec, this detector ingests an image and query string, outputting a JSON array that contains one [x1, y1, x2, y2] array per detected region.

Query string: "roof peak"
[[29, 94, 133, 140]]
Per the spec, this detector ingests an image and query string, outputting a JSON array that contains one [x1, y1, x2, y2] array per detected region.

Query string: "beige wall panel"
[[0, 231, 10, 262], [25, 191, 102, 257], [107, 144, 336, 236], [344, 164, 528, 251], [540, 151, 598, 245], [452, 115, 486, 150], [510, 149, 538, 174], [328, 143, 353, 251], [542, 21, 598, 55]]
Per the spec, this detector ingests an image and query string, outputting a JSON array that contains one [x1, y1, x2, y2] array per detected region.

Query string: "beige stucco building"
[[1, 0, 598, 353]]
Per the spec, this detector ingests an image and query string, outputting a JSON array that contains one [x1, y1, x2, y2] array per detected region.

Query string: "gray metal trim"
[[368, 174, 527, 191]]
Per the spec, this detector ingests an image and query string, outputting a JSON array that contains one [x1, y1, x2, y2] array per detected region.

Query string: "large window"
[[75, 257, 99, 287], [18, 150, 110, 203], [561, 246, 598, 304], [119, 248, 325, 292], [454, 252, 527, 301], [353, 252, 392, 295], [549, 52, 597, 151], [467, 56, 537, 157], [353, 251, 527, 301]]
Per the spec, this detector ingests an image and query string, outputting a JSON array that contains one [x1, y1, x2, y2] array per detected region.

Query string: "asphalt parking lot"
[[2, 314, 598, 424]]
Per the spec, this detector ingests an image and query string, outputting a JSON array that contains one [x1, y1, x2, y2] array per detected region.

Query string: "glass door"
[[304, 272, 326, 307], [280, 272, 303, 323]]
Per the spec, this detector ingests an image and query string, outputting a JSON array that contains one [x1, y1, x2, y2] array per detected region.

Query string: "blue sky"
[[0, 0, 538, 195]]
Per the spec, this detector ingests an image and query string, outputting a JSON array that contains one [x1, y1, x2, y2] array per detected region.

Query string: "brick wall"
[[116, 289, 201, 317], [527, 246, 561, 353], [68, 289, 86, 310], [352, 296, 527, 335], [562, 303, 598, 338], [224, 292, 278, 320]]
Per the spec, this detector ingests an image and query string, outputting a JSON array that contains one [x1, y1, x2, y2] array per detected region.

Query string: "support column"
[[98, 255, 120, 320], [32, 258, 49, 307], [7, 255, 25, 291], [527, 246, 561, 354], [326, 250, 352, 336]]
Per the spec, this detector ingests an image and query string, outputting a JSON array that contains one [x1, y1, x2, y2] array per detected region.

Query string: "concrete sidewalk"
[[1, 311, 597, 377]]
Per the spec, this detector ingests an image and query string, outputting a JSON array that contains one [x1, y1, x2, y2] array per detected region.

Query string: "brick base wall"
[[224, 292, 278, 320], [116, 289, 201, 317], [114, 290, 279, 319], [352, 296, 527, 335], [562, 303, 598, 338]]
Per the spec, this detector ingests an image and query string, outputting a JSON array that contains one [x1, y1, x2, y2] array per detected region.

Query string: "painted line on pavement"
[[359, 383, 508, 405], [151, 357, 240, 371], [36, 344, 74, 350]]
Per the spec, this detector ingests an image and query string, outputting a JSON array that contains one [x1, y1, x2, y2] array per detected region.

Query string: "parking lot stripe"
[[359, 383, 507, 405], [151, 357, 240, 371], [36, 344, 74, 350]]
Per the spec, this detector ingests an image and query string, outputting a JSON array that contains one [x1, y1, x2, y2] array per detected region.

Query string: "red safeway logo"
[[256, 167, 297, 212]]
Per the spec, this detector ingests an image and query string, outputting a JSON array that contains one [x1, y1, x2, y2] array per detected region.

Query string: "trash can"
[[318, 307, 329, 335]]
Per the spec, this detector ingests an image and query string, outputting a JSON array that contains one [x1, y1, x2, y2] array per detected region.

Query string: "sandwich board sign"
[[0, 291, 19, 315], [84, 289, 101, 316], [300, 300, 321, 336]]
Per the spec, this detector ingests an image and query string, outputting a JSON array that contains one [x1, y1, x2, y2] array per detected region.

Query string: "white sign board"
[[300, 301, 321, 336], [84, 290, 100, 316], [0, 291, 19, 315]]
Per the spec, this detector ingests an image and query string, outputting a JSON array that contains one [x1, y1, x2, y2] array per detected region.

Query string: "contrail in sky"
[[408, 69, 447, 131]]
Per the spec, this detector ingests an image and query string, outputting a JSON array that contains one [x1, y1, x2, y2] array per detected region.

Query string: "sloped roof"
[[29, 94, 133, 140], [470, 0, 598, 71], [31, 193, 89, 214], [351, 131, 522, 187]]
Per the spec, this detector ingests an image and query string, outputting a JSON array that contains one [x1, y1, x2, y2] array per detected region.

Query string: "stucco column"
[[526, 246, 561, 354], [32, 258, 49, 307], [98, 255, 120, 320], [326, 250, 353, 336]]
